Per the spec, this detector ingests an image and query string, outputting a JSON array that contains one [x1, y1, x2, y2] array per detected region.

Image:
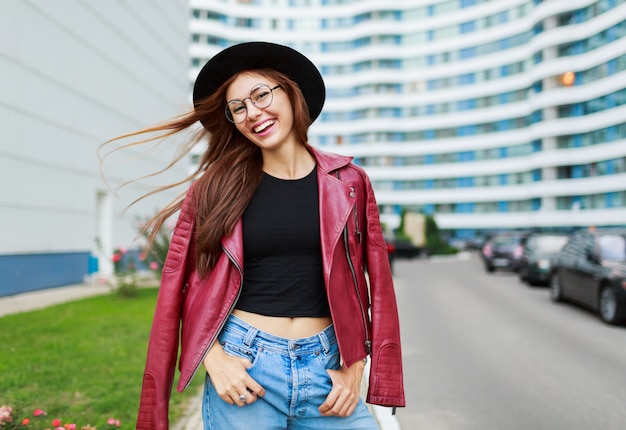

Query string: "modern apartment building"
[[0, 0, 189, 295], [190, 0, 626, 244]]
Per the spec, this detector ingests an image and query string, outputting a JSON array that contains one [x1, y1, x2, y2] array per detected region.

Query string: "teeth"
[[254, 120, 274, 133]]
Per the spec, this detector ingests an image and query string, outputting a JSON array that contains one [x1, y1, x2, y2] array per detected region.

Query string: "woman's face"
[[226, 72, 298, 153]]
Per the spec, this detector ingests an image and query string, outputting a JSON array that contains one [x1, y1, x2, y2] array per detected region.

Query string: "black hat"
[[193, 42, 325, 124]]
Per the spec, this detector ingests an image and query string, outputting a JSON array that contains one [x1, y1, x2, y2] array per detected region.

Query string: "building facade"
[[189, 0, 626, 243], [0, 0, 190, 295]]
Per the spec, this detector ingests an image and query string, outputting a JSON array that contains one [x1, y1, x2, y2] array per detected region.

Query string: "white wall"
[[0, 0, 190, 277]]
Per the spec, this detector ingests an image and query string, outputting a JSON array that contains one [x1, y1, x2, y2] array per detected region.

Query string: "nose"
[[245, 100, 263, 119]]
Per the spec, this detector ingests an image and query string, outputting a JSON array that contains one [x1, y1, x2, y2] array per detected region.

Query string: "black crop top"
[[236, 165, 331, 317]]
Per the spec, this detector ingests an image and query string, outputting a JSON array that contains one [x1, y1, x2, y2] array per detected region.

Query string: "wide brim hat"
[[193, 41, 325, 124]]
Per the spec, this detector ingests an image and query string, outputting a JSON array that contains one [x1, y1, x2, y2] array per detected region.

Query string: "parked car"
[[386, 236, 426, 275], [480, 232, 527, 273], [549, 228, 626, 325], [518, 232, 569, 286]]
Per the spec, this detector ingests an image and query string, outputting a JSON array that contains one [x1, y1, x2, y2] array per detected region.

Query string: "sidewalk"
[[1, 283, 401, 430]]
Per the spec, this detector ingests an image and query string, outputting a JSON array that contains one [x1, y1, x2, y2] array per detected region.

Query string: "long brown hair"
[[100, 69, 313, 277]]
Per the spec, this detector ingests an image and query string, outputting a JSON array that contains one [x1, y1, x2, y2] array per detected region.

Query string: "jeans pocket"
[[221, 340, 260, 368]]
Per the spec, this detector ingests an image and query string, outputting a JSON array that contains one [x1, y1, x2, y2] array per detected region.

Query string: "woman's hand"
[[318, 358, 365, 417], [203, 342, 265, 406]]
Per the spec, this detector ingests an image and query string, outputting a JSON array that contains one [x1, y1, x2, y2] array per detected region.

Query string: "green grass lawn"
[[0, 288, 203, 428]]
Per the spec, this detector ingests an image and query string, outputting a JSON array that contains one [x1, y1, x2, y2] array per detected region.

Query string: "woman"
[[110, 42, 405, 429]]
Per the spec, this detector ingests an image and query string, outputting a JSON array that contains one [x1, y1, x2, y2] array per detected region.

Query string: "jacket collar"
[[222, 145, 355, 275]]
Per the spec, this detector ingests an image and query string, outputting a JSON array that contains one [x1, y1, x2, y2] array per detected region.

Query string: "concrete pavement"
[[1, 283, 402, 429]]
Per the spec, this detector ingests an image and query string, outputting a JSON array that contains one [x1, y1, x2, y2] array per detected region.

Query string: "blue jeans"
[[202, 314, 379, 430]]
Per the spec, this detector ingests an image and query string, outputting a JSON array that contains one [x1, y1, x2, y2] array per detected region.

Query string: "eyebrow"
[[227, 83, 275, 102]]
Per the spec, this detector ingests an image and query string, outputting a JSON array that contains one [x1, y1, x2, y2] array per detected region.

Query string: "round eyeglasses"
[[225, 84, 282, 124]]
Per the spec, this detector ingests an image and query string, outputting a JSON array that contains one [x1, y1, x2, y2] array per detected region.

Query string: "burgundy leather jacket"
[[136, 147, 405, 429]]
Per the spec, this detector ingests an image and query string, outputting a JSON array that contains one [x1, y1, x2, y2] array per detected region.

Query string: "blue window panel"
[[500, 147, 508, 158], [533, 81, 543, 93], [391, 133, 403, 142], [424, 130, 435, 140], [499, 93, 509, 104], [424, 155, 435, 164], [460, 0, 478, 7], [423, 204, 435, 214], [424, 180, 434, 189], [458, 177, 474, 187], [456, 229, 476, 239], [606, 192, 616, 208], [427, 54, 436, 65], [572, 166, 584, 178], [456, 203, 475, 213], [426, 105, 435, 115], [497, 11, 508, 23], [459, 73, 475, 85], [573, 104, 584, 116], [427, 80, 437, 90], [460, 21, 475, 34], [608, 59, 617, 75], [427, 30, 434, 41], [532, 169, 542, 181], [499, 174, 508, 185], [459, 47, 476, 59], [532, 198, 541, 211], [573, 134, 583, 147], [532, 140, 542, 152], [457, 125, 477, 136], [500, 38, 510, 50], [496, 120, 510, 131], [427, 5, 435, 15], [498, 201, 508, 212], [459, 151, 475, 162], [606, 126, 617, 141], [606, 159, 616, 174], [606, 93, 617, 108]]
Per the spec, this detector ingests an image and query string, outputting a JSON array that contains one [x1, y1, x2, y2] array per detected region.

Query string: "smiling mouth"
[[254, 120, 275, 133]]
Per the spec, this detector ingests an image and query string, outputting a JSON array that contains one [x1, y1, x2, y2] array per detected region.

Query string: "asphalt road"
[[393, 253, 626, 430]]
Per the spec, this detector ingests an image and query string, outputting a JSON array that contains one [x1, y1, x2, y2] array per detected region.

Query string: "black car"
[[480, 232, 527, 273], [518, 232, 569, 286], [550, 228, 626, 325]]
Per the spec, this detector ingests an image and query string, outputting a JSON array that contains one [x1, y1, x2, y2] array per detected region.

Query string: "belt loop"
[[243, 326, 258, 347], [318, 330, 331, 354]]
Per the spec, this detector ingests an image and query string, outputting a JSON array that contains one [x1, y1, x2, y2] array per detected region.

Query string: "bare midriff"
[[232, 309, 332, 339]]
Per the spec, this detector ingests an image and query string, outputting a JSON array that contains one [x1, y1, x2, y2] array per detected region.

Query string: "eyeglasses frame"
[[225, 84, 282, 124]]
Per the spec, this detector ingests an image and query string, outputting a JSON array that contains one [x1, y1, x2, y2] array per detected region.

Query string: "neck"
[[262, 144, 316, 180]]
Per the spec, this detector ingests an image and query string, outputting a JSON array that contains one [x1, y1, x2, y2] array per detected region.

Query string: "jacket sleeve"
[[136, 190, 196, 430], [361, 173, 406, 408]]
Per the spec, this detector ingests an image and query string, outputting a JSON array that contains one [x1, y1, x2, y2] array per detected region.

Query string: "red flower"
[[33, 408, 47, 417], [112, 253, 122, 263], [52, 418, 62, 427], [21, 418, 30, 425]]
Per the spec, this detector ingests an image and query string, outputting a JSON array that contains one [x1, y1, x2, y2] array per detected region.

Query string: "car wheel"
[[519, 267, 527, 283], [599, 285, 625, 325], [550, 274, 563, 302]]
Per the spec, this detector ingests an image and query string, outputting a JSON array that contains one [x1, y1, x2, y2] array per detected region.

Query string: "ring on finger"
[[239, 393, 247, 402]]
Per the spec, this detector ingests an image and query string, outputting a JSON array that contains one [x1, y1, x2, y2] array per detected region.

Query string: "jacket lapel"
[[311, 147, 354, 279]]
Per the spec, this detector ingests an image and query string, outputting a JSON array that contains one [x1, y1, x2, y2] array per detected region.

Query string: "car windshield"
[[598, 234, 626, 261], [492, 236, 522, 246], [530, 235, 568, 253]]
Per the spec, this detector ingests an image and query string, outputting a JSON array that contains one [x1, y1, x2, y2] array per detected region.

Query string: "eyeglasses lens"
[[225, 84, 275, 124]]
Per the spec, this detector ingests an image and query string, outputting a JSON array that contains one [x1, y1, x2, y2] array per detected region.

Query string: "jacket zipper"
[[337, 172, 371, 355], [184, 246, 243, 389]]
